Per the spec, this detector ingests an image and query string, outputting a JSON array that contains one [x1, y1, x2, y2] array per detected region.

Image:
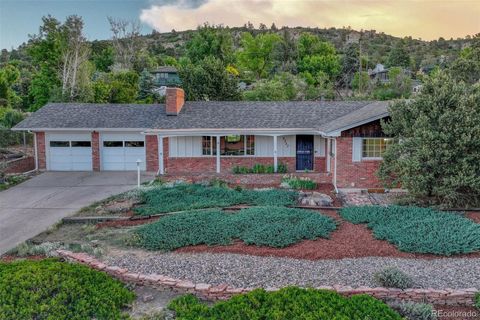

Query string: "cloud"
[[140, 0, 480, 40]]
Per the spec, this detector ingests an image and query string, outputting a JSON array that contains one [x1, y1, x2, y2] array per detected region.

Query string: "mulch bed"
[[0, 255, 45, 262], [176, 210, 480, 260], [96, 217, 160, 228], [466, 211, 480, 224]]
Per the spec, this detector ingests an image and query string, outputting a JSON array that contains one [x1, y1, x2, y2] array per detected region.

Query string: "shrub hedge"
[[135, 206, 337, 250], [340, 205, 480, 255], [134, 183, 298, 215], [476, 293, 479, 309], [281, 175, 317, 190], [0, 259, 135, 320], [168, 287, 402, 319]]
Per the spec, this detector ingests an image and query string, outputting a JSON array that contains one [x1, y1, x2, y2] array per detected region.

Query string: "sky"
[[1, 0, 479, 50]]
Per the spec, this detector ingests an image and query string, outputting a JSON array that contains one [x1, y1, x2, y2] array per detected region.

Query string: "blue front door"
[[296, 135, 314, 171]]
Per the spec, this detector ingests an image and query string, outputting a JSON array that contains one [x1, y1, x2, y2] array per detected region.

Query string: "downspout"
[[333, 137, 338, 193], [30, 131, 38, 171]]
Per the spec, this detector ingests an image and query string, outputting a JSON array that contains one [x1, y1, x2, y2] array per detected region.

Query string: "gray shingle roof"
[[13, 100, 390, 134]]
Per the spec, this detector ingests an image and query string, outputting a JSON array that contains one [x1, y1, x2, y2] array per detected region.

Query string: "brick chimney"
[[165, 87, 185, 115]]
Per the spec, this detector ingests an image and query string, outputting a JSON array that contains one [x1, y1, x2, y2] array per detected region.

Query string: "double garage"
[[45, 132, 147, 171]]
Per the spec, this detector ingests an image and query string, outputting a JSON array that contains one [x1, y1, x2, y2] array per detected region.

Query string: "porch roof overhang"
[[143, 128, 327, 137]]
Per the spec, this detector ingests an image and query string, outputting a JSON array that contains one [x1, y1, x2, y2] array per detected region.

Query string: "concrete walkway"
[[0, 171, 155, 255]]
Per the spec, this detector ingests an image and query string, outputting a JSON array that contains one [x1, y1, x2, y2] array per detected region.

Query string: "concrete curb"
[[57, 250, 479, 306]]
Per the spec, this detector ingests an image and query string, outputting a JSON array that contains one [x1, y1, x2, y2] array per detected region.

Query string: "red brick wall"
[[36, 132, 46, 170], [4, 157, 35, 174], [166, 88, 185, 115], [166, 157, 299, 174], [333, 119, 390, 189], [146, 135, 159, 172], [92, 132, 100, 171]]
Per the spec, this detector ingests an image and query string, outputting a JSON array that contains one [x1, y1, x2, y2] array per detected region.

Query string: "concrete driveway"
[[0, 171, 155, 255]]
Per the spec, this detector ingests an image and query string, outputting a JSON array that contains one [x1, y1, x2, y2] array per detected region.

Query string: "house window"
[[202, 136, 216, 155], [50, 141, 69, 147], [71, 141, 91, 147], [201, 135, 255, 156], [362, 138, 393, 158], [103, 141, 123, 147], [125, 141, 144, 147]]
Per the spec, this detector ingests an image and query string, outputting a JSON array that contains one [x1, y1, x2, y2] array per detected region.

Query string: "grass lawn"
[[340, 205, 480, 255], [168, 287, 402, 320], [134, 183, 298, 215], [0, 259, 135, 320], [134, 206, 337, 250]]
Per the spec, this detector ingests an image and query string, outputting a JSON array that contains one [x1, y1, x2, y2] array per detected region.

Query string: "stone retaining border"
[[57, 250, 478, 306]]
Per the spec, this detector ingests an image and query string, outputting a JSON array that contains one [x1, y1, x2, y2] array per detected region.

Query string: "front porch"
[[145, 130, 336, 177], [159, 172, 332, 188]]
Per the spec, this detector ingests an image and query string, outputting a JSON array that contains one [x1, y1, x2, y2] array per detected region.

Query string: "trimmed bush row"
[[168, 287, 402, 320], [232, 162, 288, 174], [340, 205, 480, 255], [134, 183, 298, 215], [0, 259, 135, 320], [281, 175, 317, 190], [135, 206, 337, 250]]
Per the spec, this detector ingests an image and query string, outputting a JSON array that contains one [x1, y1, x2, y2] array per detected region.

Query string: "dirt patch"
[[96, 217, 160, 229], [176, 210, 480, 260], [466, 211, 480, 224], [0, 255, 46, 262]]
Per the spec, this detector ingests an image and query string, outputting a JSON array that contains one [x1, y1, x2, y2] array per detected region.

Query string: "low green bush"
[[134, 183, 298, 215], [232, 162, 288, 174], [0, 259, 135, 320], [168, 287, 402, 319], [476, 293, 479, 309], [374, 267, 414, 289], [389, 301, 436, 320], [135, 206, 337, 250], [282, 175, 317, 190], [340, 205, 480, 255]]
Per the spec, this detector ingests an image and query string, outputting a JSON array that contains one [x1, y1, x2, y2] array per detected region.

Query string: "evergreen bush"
[[340, 205, 480, 255], [134, 183, 298, 215], [0, 259, 135, 320], [135, 206, 336, 250], [168, 287, 402, 319], [374, 267, 414, 289]]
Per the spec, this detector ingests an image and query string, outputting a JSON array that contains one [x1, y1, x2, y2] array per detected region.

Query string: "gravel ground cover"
[[103, 251, 480, 290]]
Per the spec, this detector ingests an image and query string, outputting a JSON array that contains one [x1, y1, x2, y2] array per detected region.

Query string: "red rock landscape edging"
[[57, 250, 478, 306]]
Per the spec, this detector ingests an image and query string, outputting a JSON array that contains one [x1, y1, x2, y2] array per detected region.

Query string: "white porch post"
[[216, 135, 221, 173], [273, 135, 278, 173], [326, 138, 331, 172], [158, 135, 164, 175]]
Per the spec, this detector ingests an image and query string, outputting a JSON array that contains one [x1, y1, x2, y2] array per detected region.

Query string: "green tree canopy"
[[296, 33, 340, 85], [387, 41, 411, 68], [448, 36, 480, 84], [379, 71, 480, 207], [178, 56, 241, 101], [92, 70, 139, 103], [0, 64, 21, 108], [237, 32, 283, 79], [186, 23, 235, 64]]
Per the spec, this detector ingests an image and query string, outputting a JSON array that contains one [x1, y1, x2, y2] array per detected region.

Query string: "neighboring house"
[[151, 66, 181, 88], [368, 64, 389, 83], [13, 88, 392, 190]]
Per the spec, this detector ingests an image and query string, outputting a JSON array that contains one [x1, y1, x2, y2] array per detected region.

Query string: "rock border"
[[57, 250, 478, 306]]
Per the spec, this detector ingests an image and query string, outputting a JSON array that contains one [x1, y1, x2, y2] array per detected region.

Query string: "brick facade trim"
[[92, 132, 100, 171], [35, 132, 46, 170], [57, 250, 478, 306]]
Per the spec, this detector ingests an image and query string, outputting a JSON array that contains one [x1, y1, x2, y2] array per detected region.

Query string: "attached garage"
[[46, 133, 92, 171], [100, 133, 146, 171]]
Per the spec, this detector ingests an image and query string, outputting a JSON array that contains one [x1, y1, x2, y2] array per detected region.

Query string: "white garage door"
[[47, 133, 92, 171], [101, 133, 146, 171]]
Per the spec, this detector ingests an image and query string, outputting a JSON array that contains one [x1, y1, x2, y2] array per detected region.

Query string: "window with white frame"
[[362, 138, 393, 158], [201, 135, 255, 156]]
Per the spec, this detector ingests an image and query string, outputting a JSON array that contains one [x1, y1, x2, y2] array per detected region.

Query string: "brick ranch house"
[[13, 88, 393, 190]]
